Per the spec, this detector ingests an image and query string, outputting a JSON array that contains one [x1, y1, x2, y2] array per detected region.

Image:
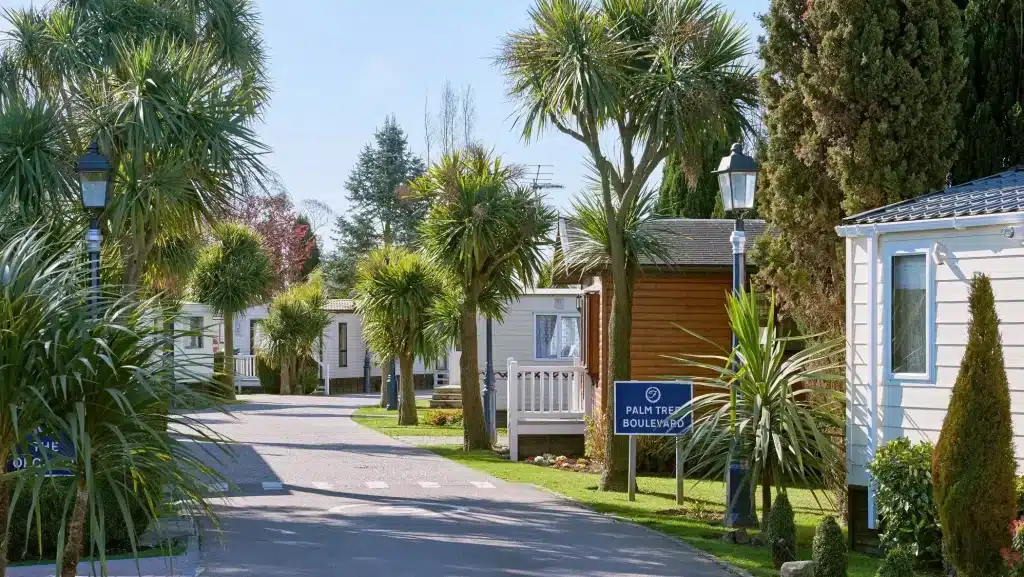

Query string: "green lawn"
[[427, 447, 883, 577], [353, 401, 508, 437]]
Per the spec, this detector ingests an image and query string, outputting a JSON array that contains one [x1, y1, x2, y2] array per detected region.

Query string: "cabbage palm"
[[354, 247, 446, 425], [257, 271, 331, 395], [0, 0, 270, 289], [498, 0, 757, 490], [189, 222, 273, 394], [667, 290, 845, 527], [415, 148, 556, 449]]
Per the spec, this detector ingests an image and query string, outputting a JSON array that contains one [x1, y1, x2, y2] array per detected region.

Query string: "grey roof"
[[844, 167, 1024, 225], [325, 299, 356, 313], [558, 217, 769, 268]]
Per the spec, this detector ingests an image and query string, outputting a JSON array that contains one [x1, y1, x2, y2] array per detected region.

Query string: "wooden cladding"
[[591, 272, 733, 402]]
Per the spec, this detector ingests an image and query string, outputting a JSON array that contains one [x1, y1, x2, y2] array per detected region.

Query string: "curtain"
[[536, 315, 557, 359], [892, 254, 927, 374], [560, 316, 581, 358]]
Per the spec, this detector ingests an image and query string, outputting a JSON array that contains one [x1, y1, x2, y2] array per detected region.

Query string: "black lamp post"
[[713, 142, 759, 528], [77, 142, 111, 317], [484, 316, 496, 445]]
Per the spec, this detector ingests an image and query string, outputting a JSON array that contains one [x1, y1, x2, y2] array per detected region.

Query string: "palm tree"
[[189, 222, 273, 394], [1, 0, 270, 289], [668, 290, 845, 527], [415, 148, 556, 449], [257, 271, 331, 395], [498, 0, 758, 490], [354, 247, 446, 425]]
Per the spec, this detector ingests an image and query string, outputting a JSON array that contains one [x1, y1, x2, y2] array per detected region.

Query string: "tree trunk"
[[379, 360, 390, 408], [460, 297, 489, 450], [280, 356, 292, 395], [762, 473, 772, 529], [223, 310, 235, 397], [60, 476, 89, 577], [599, 265, 635, 491], [398, 353, 418, 426]]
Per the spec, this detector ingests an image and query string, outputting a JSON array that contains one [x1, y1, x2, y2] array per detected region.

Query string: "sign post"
[[614, 381, 693, 504]]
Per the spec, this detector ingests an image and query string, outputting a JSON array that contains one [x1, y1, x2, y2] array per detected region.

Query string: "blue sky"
[[1, 0, 768, 247]]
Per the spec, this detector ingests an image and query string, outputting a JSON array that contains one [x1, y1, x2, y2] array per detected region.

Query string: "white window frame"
[[338, 322, 348, 367], [186, 316, 204, 350], [533, 312, 581, 361], [882, 239, 937, 383]]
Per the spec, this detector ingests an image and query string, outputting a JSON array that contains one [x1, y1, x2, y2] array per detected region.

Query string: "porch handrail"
[[506, 357, 591, 462]]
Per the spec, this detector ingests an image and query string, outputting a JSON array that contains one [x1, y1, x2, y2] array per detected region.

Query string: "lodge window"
[[535, 314, 581, 360], [338, 323, 348, 367], [884, 243, 935, 381], [186, 316, 203, 350]]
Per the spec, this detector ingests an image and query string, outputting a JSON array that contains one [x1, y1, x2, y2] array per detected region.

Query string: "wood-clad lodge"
[[556, 218, 770, 413]]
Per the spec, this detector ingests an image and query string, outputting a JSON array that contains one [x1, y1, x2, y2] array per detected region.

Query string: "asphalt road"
[[191, 394, 734, 577]]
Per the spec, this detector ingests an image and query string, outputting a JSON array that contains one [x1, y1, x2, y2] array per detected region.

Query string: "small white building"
[[837, 167, 1024, 549], [173, 302, 219, 383]]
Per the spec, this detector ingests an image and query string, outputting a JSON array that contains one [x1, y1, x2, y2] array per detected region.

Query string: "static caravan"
[[231, 299, 433, 393], [837, 167, 1024, 551], [173, 301, 219, 383]]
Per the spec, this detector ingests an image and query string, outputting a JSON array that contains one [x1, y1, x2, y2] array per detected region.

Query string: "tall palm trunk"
[[60, 476, 89, 577], [222, 310, 235, 396], [398, 353, 418, 426], [762, 466, 773, 529], [280, 356, 293, 395], [460, 297, 488, 450], [600, 247, 636, 492], [379, 360, 391, 408]]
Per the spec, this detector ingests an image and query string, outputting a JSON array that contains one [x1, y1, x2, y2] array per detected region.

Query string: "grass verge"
[[426, 447, 883, 577], [354, 401, 507, 437]]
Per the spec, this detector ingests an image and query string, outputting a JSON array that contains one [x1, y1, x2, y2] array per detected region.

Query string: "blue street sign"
[[6, 431, 74, 477], [614, 381, 693, 436]]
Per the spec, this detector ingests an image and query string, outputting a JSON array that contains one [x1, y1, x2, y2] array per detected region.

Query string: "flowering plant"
[[1002, 518, 1024, 576]]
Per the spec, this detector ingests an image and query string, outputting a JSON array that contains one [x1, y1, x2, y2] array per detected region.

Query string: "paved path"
[[191, 394, 733, 577]]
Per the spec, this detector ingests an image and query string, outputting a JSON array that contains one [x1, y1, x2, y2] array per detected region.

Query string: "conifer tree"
[[756, 0, 965, 336], [932, 274, 1016, 577]]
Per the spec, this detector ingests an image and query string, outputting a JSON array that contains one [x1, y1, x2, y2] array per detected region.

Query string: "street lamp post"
[[364, 349, 372, 394], [714, 142, 759, 528], [387, 358, 398, 411], [484, 316, 496, 445], [77, 142, 111, 318]]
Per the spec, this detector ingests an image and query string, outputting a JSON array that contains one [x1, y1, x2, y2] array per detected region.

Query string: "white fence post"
[[507, 357, 518, 462]]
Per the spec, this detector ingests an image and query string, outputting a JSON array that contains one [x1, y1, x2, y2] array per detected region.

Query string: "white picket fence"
[[231, 354, 331, 395], [506, 357, 593, 462], [234, 355, 257, 379]]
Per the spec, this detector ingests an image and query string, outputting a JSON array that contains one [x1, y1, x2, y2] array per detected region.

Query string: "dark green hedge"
[[7, 479, 150, 563]]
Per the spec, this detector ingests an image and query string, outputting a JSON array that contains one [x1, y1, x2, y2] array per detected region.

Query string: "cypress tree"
[[932, 274, 1016, 577], [756, 0, 965, 336], [657, 147, 729, 219], [766, 492, 796, 568], [952, 0, 1024, 183], [657, 152, 688, 217], [812, 516, 847, 577]]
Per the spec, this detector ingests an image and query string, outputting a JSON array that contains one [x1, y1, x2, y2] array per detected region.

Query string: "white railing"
[[506, 357, 592, 461], [234, 355, 257, 379]]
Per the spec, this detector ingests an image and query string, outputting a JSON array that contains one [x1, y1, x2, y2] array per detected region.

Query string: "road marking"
[[312, 482, 332, 490], [365, 481, 389, 489], [418, 481, 440, 488], [207, 483, 228, 493], [471, 481, 495, 489], [262, 481, 284, 491]]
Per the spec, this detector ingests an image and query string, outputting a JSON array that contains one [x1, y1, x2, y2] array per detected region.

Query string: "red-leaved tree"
[[232, 191, 315, 290]]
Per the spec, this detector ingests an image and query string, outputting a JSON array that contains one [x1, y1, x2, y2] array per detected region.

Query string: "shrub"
[[213, 351, 224, 374], [584, 414, 606, 464], [933, 274, 1016, 577], [812, 516, 846, 577], [425, 409, 463, 427], [1016, 476, 1024, 516], [867, 437, 941, 563], [767, 492, 796, 568], [8, 479, 150, 563], [1004, 518, 1024, 576], [297, 358, 319, 395], [876, 547, 914, 577], [256, 354, 280, 394]]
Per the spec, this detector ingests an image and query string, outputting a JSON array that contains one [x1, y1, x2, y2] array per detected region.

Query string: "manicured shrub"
[[932, 274, 1016, 577], [876, 547, 914, 577], [297, 358, 319, 395], [767, 492, 796, 568], [812, 516, 847, 577], [867, 437, 941, 563], [7, 479, 150, 563], [1005, 518, 1024, 576], [425, 409, 463, 427]]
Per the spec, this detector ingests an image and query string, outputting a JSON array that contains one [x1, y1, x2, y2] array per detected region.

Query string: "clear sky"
[[1, 0, 768, 247]]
